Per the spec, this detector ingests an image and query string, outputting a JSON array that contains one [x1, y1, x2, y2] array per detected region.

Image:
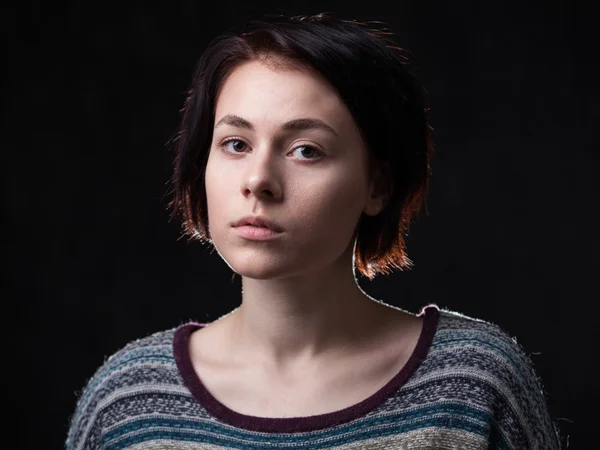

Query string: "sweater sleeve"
[[65, 343, 133, 450], [486, 325, 562, 450], [65, 365, 107, 450]]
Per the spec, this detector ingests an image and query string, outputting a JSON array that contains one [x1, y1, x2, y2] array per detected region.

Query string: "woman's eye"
[[222, 139, 247, 153], [220, 140, 322, 161], [292, 145, 322, 160]]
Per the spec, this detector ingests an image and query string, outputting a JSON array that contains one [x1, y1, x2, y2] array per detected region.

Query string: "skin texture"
[[191, 59, 423, 417]]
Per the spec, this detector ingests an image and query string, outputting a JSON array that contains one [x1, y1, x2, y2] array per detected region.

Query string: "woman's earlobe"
[[363, 197, 385, 216], [365, 172, 392, 217], [367, 162, 393, 212]]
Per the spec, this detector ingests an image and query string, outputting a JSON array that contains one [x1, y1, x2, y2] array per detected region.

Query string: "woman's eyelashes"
[[220, 138, 248, 154], [218, 138, 325, 162]]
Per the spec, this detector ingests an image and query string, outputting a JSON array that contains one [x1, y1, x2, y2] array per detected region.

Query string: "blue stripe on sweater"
[[103, 403, 498, 449]]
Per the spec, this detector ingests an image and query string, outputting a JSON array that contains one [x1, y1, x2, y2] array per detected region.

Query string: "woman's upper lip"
[[232, 215, 284, 232]]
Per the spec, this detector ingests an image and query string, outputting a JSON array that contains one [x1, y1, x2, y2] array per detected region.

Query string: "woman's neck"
[[220, 256, 402, 374]]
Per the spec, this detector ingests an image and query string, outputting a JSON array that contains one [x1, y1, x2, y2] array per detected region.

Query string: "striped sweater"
[[66, 305, 561, 449]]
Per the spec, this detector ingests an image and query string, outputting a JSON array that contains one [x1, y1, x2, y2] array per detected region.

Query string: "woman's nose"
[[240, 149, 283, 201]]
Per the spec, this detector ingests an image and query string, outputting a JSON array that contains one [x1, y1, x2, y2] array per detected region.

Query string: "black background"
[[7, 1, 596, 449]]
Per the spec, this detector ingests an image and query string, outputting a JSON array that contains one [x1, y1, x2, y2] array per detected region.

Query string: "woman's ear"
[[363, 161, 393, 217]]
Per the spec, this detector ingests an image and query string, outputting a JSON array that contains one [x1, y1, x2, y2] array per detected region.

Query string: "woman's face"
[[205, 60, 382, 280]]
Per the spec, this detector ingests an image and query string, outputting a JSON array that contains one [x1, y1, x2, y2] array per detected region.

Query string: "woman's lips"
[[233, 225, 283, 240]]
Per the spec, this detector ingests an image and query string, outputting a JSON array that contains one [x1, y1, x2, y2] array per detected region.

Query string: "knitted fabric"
[[66, 305, 560, 449]]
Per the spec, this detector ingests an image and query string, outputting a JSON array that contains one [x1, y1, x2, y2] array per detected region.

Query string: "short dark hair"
[[167, 12, 434, 280]]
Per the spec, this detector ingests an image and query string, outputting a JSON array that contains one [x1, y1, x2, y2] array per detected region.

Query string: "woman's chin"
[[232, 265, 295, 280], [226, 257, 307, 281]]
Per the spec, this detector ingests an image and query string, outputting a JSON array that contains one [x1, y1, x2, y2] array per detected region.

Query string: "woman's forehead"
[[214, 60, 356, 135]]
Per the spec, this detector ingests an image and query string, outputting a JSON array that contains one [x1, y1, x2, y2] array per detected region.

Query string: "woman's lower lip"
[[233, 226, 282, 240]]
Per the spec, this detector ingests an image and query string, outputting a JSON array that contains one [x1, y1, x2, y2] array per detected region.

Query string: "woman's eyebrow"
[[214, 114, 339, 137]]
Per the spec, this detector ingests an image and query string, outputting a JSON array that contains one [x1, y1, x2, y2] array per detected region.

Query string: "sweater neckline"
[[173, 304, 440, 433]]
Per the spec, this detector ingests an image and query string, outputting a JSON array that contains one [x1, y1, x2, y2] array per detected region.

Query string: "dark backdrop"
[[7, 1, 596, 449]]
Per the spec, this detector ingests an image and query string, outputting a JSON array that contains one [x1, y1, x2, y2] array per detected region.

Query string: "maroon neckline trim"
[[173, 304, 440, 433]]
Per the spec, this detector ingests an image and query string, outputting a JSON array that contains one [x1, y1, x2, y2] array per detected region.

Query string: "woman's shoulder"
[[65, 323, 190, 449], [114, 325, 179, 356], [77, 323, 189, 395], [432, 307, 537, 365], [412, 306, 561, 449], [92, 326, 180, 378], [425, 307, 545, 387]]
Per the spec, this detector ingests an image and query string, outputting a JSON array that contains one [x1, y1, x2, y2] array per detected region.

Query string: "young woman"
[[66, 13, 561, 449]]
